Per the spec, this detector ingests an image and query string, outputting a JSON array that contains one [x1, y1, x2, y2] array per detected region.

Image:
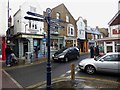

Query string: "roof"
[[52, 3, 76, 21], [86, 27, 101, 35], [108, 10, 120, 26], [13, 9, 21, 16]]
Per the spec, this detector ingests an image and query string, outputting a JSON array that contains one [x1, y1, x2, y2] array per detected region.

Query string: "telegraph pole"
[[7, 0, 10, 44]]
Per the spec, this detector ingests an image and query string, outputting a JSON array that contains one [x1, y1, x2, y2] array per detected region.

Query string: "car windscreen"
[[55, 47, 67, 54]]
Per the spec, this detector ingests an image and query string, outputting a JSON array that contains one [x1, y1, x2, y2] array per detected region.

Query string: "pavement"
[[1, 57, 47, 89]]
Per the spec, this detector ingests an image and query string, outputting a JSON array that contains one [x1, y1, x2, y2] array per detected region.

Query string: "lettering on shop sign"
[[112, 29, 120, 34]]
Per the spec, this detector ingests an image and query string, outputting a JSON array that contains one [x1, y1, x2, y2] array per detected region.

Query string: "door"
[[23, 42, 28, 56], [96, 54, 118, 73]]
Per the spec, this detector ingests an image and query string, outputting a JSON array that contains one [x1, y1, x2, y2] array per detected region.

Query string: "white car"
[[78, 52, 120, 74]]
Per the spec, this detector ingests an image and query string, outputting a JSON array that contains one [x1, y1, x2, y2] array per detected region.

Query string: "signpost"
[[24, 8, 65, 89]]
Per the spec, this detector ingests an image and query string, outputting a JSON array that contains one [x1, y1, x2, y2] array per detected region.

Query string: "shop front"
[[65, 37, 77, 48], [77, 39, 88, 54], [14, 33, 44, 58], [96, 37, 120, 53]]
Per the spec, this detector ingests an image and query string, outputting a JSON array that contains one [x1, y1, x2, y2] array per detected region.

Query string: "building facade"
[[13, 2, 45, 58], [44, 4, 77, 55], [76, 17, 88, 53], [97, 9, 120, 53], [86, 26, 101, 50]]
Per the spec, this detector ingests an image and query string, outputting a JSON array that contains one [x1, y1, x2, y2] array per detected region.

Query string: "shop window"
[[50, 40, 58, 50], [115, 42, 120, 52]]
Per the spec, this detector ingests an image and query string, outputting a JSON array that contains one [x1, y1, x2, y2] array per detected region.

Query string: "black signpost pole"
[[24, 9, 65, 89], [46, 8, 52, 90]]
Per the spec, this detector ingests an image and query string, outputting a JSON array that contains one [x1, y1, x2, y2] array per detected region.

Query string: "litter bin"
[[25, 52, 32, 63]]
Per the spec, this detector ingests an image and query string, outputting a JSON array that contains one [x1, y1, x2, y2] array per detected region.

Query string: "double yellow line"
[[26, 76, 120, 88]]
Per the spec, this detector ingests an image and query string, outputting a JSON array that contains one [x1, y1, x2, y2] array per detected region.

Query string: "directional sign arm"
[[27, 11, 45, 18], [50, 18, 66, 23], [24, 16, 45, 22]]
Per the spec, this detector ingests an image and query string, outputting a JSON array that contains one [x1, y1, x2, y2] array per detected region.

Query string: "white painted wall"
[[76, 17, 85, 40], [14, 2, 44, 35]]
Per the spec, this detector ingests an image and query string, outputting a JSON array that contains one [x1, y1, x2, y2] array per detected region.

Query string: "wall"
[[14, 2, 44, 35], [76, 17, 86, 40]]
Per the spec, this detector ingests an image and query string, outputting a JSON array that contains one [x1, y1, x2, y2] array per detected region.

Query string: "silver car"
[[78, 52, 120, 74]]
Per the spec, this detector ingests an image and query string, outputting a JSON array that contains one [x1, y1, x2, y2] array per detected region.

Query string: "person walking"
[[5, 45, 12, 66], [95, 45, 99, 56], [90, 46, 94, 58]]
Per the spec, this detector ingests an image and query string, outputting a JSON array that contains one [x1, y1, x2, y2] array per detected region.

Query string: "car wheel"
[[65, 57, 69, 62], [85, 65, 96, 74]]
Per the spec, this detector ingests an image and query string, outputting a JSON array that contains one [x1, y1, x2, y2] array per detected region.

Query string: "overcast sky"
[[0, 0, 119, 35]]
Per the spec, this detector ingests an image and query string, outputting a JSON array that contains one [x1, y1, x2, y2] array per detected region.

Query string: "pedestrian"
[[90, 46, 94, 58], [10, 50, 18, 66], [5, 45, 12, 66], [95, 45, 99, 56], [35, 46, 38, 58]]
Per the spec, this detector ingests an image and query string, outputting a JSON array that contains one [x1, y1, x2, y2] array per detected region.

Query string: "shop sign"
[[112, 29, 120, 34]]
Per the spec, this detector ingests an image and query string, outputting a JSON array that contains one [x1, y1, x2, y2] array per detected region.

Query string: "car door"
[[118, 54, 120, 73], [95, 54, 118, 73], [68, 48, 74, 59]]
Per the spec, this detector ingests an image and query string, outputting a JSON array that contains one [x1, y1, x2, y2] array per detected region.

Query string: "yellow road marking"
[[3, 60, 47, 70], [26, 76, 120, 88], [75, 76, 120, 84]]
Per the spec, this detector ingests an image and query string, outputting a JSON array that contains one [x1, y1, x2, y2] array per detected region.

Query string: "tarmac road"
[[4, 54, 88, 88], [4, 53, 120, 88]]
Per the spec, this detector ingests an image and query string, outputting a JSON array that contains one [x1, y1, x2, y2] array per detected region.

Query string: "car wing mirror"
[[100, 59, 104, 62]]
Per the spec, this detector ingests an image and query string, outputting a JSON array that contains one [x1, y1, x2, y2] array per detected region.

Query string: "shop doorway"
[[107, 46, 112, 53], [23, 42, 28, 56]]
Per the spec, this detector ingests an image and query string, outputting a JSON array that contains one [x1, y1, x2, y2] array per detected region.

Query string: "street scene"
[[0, 0, 120, 89]]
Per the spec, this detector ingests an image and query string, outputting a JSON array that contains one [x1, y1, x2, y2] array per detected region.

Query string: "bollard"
[[71, 63, 75, 81]]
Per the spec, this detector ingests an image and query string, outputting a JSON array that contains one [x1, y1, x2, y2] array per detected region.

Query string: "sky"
[[0, 0, 119, 35]]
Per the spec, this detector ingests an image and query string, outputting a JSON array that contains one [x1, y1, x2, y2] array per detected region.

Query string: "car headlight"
[[79, 61, 84, 66], [59, 55, 64, 58]]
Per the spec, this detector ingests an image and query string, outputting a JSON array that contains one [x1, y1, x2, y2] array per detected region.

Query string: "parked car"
[[78, 52, 120, 74], [52, 47, 80, 62]]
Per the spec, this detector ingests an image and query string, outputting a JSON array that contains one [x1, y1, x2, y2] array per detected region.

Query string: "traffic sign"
[[43, 38, 46, 42], [46, 8, 52, 14]]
